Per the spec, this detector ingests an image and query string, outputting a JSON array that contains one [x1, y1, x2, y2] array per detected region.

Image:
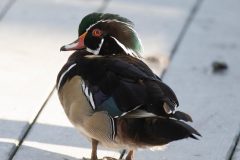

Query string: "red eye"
[[92, 29, 102, 37]]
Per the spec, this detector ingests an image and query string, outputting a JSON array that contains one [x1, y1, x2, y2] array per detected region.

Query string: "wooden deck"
[[0, 0, 240, 159]]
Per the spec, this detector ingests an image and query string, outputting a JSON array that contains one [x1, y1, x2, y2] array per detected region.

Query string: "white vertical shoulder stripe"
[[57, 63, 77, 90], [81, 80, 96, 111], [89, 92, 96, 110]]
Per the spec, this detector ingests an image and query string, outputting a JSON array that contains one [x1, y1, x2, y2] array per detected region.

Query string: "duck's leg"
[[91, 139, 99, 160], [125, 150, 134, 160], [83, 139, 99, 160]]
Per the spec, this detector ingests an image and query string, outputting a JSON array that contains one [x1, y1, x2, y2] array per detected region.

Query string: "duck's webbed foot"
[[85, 139, 99, 160]]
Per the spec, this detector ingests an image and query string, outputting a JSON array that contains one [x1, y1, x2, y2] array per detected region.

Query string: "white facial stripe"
[[110, 36, 130, 54], [57, 63, 77, 90], [86, 38, 104, 55], [86, 19, 142, 49], [86, 19, 134, 32], [110, 36, 139, 57], [105, 19, 144, 55]]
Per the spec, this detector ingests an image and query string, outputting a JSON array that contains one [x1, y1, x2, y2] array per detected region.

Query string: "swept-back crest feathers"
[[78, 13, 134, 35]]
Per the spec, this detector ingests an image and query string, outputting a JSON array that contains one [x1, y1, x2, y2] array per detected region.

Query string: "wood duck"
[[57, 13, 201, 160]]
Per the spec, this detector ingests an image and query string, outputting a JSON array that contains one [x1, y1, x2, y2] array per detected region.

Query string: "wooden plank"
[[0, 0, 103, 159], [134, 0, 240, 159], [0, 1, 20, 159], [104, 0, 197, 75], [0, 0, 8, 8]]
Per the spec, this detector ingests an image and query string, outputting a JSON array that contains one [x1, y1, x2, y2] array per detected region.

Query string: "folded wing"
[[79, 55, 191, 121]]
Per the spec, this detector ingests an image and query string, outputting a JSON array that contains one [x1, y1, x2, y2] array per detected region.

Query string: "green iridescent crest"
[[78, 13, 133, 35]]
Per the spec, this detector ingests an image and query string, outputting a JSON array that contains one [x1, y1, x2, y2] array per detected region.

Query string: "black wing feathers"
[[74, 54, 182, 118]]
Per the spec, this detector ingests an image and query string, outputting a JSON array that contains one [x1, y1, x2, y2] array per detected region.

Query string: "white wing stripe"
[[57, 63, 77, 90]]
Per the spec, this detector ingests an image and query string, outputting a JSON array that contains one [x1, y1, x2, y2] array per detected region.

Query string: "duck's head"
[[60, 13, 143, 58]]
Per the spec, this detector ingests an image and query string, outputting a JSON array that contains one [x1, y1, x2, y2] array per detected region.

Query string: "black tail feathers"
[[122, 117, 201, 146]]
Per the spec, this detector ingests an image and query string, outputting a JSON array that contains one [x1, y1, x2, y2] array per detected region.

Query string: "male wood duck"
[[57, 13, 201, 160]]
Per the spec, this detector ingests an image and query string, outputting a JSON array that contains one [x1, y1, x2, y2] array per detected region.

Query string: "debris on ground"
[[212, 61, 228, 73]]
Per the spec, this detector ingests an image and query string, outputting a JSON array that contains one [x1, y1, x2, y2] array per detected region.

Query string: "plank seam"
[[0, 0, 16, 21], [8, 86, 56, 160], [161, 0, 205, 79], [97, 0, 111, 12], [226, 127, 240, 160]]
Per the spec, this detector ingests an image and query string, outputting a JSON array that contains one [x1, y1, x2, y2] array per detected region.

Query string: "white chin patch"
[[86, 38, 104, 55]]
